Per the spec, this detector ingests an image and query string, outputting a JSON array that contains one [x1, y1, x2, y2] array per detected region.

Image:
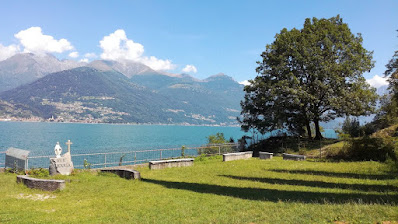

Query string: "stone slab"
[[223, 151, 253, 162], [282, 153, 306, 161], [259, 152, 273, 160], [50, 152, 73, 175], [149, 158, 194, 170], [100, 168, 141, 180], [16, 175, 65, 191]]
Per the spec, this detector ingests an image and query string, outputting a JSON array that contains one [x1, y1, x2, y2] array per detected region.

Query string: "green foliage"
[[207, 133, 227, 144], [83, 159, 91, 169], [26, 168, 50, 178], [342, 116, 362, 137], [181, 145, 186, 157], [335, 136, 397, 162], [240, 15, 377, 139]]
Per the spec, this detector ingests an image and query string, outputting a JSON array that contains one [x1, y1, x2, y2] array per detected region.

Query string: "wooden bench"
[[100, 168, 141, 180], [282, 153, 306, 161], [16, 175, 65, 191], [259, 152, 273, 160], [149, 158, 194, 170], [223, 151, 253, 161]]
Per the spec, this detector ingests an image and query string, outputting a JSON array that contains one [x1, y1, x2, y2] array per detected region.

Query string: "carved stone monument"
[[49, 140, 74, 175]]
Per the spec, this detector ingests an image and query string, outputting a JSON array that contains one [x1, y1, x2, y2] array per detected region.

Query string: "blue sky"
[[1, 0, 397, 85]]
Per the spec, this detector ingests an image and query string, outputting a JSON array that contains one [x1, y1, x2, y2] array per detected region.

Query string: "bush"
[[335, 136, 396, 162], [26, 168, 50, 178]]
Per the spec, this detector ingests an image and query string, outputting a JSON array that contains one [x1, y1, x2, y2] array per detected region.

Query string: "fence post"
[[218, 146, 221, 155], [134, 152, 136, 165], [26, 158, 29, 170], [104, 154, 107, 168], [160, 149, 162, 160]]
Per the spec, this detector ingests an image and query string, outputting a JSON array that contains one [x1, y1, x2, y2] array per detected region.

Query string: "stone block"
[[16, 175, 65, 191], [282, 153, 306, 161], [149, 158, 194, 170], [223, 151, 253, 161], [259, 152, 273, 160], [100, 168, 140, 180]]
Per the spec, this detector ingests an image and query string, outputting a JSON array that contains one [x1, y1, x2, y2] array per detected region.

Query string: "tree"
[[207, 133, 227, 144], [384, 31, 398, 106], [240, 15, 377, 139], [342, 116, 361, 137]]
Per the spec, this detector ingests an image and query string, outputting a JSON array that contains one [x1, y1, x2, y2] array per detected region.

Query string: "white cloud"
[[0, 43, 20, 61], [14, 27, 73, 55], [84, 53, 97, 58], [366, 75, 388, 88], [182, 64, 197, 73], [79, 58, 89, 63], [99, 29, 176, 71], [239, 80, 251, 86], [68, 51, 79, 58]]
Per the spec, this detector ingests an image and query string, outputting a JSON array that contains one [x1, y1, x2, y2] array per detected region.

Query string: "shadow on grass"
[[143, 178, 398, 204], [269, 169, 397, 180], [220, 175, 398, 192]]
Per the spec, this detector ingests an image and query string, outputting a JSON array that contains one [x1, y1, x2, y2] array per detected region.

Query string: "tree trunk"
[[314, 118, 323, 140], [306, 121, 312, 139]]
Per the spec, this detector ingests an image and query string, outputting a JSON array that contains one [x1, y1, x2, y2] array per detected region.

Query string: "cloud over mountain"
[[182, 64, 197, 73], [15, 27, 74, 55], [0, 43, 19, 61], [99, 29, 176, 71]]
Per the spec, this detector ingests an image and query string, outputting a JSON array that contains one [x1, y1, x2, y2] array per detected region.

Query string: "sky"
[[0, 0, 397, 87]]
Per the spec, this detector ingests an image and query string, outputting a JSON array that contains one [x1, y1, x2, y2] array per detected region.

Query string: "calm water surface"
[[0, 122, 247, 156]]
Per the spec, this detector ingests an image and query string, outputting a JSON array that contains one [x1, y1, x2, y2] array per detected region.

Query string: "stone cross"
[[66, 140, 73, 153]]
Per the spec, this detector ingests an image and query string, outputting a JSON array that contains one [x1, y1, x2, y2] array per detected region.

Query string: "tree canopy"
[[240, 15, 377, 139]]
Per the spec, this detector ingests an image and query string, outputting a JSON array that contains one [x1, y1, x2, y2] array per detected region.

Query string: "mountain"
[[0, 53, 84, 92], [0, 67, 244, 124]]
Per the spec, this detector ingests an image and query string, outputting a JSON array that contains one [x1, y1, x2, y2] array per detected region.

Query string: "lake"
[[0, 121, 337, 168]]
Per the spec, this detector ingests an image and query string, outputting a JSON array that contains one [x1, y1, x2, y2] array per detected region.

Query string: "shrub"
[[26, 168, 50, 178], [335, 136, 396, 162]]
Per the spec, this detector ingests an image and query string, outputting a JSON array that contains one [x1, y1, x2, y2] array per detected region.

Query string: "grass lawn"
[[1, 157, 398, 223]]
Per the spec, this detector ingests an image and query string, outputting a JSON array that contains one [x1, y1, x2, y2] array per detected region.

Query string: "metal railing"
[[16, 143, 239, 169]]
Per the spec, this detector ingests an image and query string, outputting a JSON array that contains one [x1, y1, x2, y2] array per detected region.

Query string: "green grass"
[[1, 157, 398, 223]]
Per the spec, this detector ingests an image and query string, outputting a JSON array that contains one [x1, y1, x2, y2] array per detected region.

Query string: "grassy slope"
[[1, 157, 397, 223]]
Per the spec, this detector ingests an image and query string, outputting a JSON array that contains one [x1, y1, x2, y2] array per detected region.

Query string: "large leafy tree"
[[385, 31, 398, 103], [240, 15, 377, 139]]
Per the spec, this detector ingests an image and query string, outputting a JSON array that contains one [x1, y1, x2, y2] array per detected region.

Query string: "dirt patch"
[[16, 193, 56, 201]]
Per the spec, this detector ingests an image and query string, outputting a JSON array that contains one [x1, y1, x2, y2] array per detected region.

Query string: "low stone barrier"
[[149, 158, 194, 170], [282, 153, 306, 161], [100, 168, 140, 180], [16, 175, 65, 191], [259, 152, 273, 160], [223, 151, 253, 162]]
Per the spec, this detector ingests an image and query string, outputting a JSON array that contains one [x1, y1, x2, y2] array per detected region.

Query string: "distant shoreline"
[[0, 119, 241, 128]]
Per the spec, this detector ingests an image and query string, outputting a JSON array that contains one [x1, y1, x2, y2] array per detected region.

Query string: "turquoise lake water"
[[0, 122, 337, 168]]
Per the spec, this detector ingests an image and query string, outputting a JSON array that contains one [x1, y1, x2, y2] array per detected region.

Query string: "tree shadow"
[[143, 178, 398, 204], [220, 175, 398, 192], [269, 169, 397, 180]]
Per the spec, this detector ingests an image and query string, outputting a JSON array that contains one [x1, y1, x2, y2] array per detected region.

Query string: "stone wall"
[[149, 158, 194, 170], [16, 175, 65, 191], [223, 151, 253, 162]]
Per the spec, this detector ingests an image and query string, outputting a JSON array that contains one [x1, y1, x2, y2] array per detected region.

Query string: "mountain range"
[[0, 53, 244, 125]]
